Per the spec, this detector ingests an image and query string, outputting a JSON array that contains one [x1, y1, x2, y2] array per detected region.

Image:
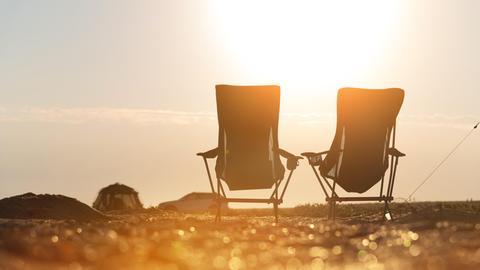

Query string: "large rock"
[[0, 193, 106, 221]]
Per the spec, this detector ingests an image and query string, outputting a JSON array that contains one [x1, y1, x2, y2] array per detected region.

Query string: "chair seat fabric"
[[215, 85, 285, 190], [322, 88, 404, 193]]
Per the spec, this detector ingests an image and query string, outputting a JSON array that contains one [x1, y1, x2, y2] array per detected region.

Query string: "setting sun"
[[211, 0, 401, 85]]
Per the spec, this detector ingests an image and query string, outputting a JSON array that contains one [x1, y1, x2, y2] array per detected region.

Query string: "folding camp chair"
[[302, 88, 405, 220], [197, 85, 302, 223]]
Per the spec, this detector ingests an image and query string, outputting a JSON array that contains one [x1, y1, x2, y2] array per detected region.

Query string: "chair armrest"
[[278, 148, 303, 160], [196, 148, 219, 158], [301, 151, 329, 158], [275, 148, 302, 170], [301, 151, 328, 165], [388, 148, 406, 157]]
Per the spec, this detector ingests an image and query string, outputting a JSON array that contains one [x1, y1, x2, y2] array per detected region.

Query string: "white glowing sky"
[[0, 0, 479, 207]]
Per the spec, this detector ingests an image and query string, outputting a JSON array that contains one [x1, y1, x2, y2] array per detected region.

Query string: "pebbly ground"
[[0, 202, 480, 270]]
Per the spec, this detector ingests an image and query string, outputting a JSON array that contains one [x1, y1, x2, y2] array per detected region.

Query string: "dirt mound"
[[0, 193, 106, 221]]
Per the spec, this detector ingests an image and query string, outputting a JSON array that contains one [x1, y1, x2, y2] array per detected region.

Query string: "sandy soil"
[[1, 203, 480, 270]]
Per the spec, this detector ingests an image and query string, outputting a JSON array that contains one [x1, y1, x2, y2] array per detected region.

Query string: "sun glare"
[[211, 0, 401, 87]]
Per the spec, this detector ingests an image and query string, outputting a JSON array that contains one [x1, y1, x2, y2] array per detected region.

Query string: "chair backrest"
[[322, 88, 404, 193], [215, 85, 285, 190]]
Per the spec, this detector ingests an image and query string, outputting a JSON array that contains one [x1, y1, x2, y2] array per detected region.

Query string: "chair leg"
[[328, 181, 337, 221], [216, 202, 221, 222], [274, 201, 278, 224], [327, 201, 332, 220], [216, 178, 222, 223], [274, 181, 279, 224], [332, 201, 336, 221], [333, 201, 337, 221], [383, 201, 393, 221], [326, 200, 337, 221]]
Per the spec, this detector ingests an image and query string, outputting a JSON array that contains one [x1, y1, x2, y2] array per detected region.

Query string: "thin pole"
[[216, 178, 221, 222], [270, 179, 282, 199], [311, 166, 329, 197], [389, 157, 399, 197], [280, 170, 294, 200], [219, 181, 226, 197], [274, 181, 279, 224], [203, 157, 215, 193], [408, 122, 479, 200], [379, 176, 385, 197]]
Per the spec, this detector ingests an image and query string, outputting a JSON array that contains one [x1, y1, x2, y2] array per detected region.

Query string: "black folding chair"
[[302, 88, 405, 220], [197, 85, 301, 223]]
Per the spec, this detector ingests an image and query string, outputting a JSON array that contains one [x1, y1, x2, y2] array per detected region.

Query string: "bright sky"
[[0, 0, 479, 207]]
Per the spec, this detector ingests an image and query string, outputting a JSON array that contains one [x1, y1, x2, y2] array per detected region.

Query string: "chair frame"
[[302, 123, 405, 220], [197, 149, 301, 223]]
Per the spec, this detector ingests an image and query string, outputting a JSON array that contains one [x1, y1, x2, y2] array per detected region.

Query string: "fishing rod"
[[407, 121, 479, 201]]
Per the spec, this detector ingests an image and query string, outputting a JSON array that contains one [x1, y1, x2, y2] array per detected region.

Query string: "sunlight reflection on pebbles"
[[50, 235, 59, 243], [2, 207, 479, 270], [408, 231, 419, 241], [409, 245, 422, 257], [259, 251, 273, 264], [287, 246, 296, 256], [332, 245, 342, 255], [268, 234, 276, 241], [107, 230, 117, 240], [310, 258, 325, 270], [228, 257, 245, 270], [362, 239, 370, 247], [230, 247, 242, 258], [213, 256, 227, 269], [246, 254, 258, 268], [286, 258, 302, 269], [309, 247, 329, 259], [223, 236, 231, 244], [358, 250, 378, 265], [83, 246, 98, 262], [117, 239, 129, 253], [258, 242, 268, 250]]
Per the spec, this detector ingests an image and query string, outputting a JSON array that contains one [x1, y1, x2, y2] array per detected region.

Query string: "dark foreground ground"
[[1, 202, 480, 270]]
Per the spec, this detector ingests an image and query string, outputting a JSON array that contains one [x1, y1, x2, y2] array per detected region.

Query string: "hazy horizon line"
[[0, 106, 477, 129]]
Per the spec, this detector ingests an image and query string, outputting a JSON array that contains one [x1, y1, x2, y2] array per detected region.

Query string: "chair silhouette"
[[197, 85, 301, 222], [302, 88, 405, 220]]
